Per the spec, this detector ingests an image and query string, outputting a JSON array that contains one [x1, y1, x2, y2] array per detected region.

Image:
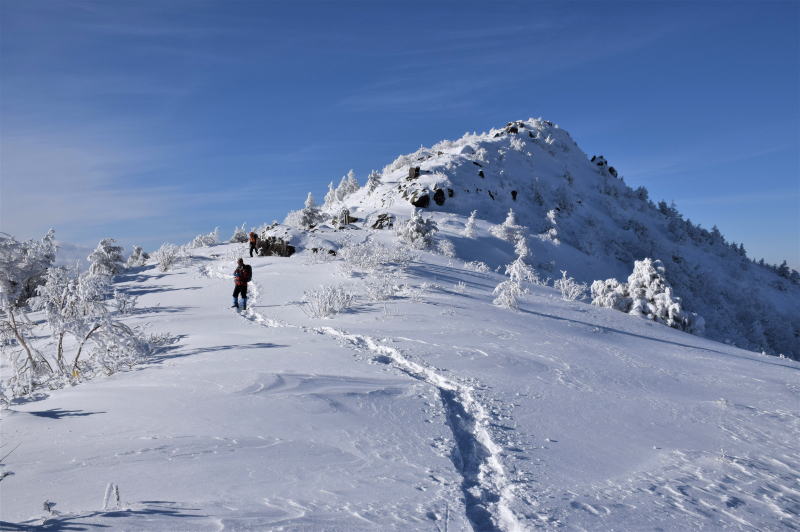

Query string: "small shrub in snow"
[[113, 289, 138, 315], [509, 136, 525, 151], [88, 238, 124, 277], [463, 210, 477, 238], [591, 258, 704, 334], [126, 246, 149, 268], [229, 223, 248, 243], [302, 285, 354, 318], [554, 270, 587, 301], [453, 281, 467, 294], [436, 238, 456, 258], [493, 280, 524, 310], [338, 240, 417, 275], [365, 273, 398, 301], [464, 260, 490, 273], [152, 243, 181, 272], [397, 209, 438, 249], [188, 228, 219, 248]]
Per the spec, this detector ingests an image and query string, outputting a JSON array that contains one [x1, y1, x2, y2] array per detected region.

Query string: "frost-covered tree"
[[505, 255, 538, 285], [299, 193, 324, 229], [152, 243, 181, 272], [436, 238, 456, 259], [126, 246, 149, 268], [554, 270, 587, 301], [492, 279, 524, 310], [188, 228, 219, 248], [463, 210, 477, 238], [88, 238, 124, 277], [229, 223, 248, 243], [490, 208, 525, 242], [0, 230, 56, 306], [0, 232, 57, 387], [493, 235, 538, 310], [322, 181, 337, 211], [335, 170, 359, 201], [366, 170, 382, 193], [591, 258, 703, 334], [397, 209, 438, 249]]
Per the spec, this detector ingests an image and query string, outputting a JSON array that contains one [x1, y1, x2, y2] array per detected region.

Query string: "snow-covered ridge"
[[300, 117, 799, 359]]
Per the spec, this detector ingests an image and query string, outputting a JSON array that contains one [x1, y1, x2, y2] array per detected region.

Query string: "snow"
[[2, 117, 799, 530], [2, 233, 798, 530]]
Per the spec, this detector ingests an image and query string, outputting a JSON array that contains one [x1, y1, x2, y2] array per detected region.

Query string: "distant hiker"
[[248, 231, 259, 257], [232, 258, 252, 310]]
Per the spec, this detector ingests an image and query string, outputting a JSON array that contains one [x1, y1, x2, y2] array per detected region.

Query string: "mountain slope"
[[329, 118, 799, 358], [2, 235, 798, 530]]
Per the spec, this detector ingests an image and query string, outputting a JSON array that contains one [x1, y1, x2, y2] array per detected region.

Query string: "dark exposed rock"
[[433, 188, 445, 206], [488, 191, 495, 200], [256, 237, 295, 257], [371, 213, 395, 229], [608, 166, 618, 178], [528, 131, 535, 138], [478, 170, 484, 178], [511, 190, 517, 201], [408, 166, 421, 179], [472, 161, 483, 167], [505, 125, 518, 134], [310, 247, 337, 256], [411, 193, 430, 208], [447, 188, 454, 198]]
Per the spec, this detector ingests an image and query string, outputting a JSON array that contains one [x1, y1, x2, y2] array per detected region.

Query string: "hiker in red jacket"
[[232, 258, 251, 310], [248, 231, 259, 258]]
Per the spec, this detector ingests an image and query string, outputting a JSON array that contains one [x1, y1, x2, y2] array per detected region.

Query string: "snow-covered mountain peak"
[[306, 118, 799, 359]]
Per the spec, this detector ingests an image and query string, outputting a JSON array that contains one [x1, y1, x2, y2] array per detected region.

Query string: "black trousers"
[[233, 285, 248, 299], [249, 243, 257, 257]]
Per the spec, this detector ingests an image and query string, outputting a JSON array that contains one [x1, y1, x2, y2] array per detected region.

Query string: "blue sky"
[[1, 0, 798, 268]]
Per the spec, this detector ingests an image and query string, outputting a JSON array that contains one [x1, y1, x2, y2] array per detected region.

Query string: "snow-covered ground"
[[2, 233, 798, 530]]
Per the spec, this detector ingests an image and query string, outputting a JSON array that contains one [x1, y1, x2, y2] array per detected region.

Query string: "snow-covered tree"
[[590, 278, 630, 311], [126, 246, 149, 268], [436, 239, 456, 259], [0, 232, 57, 389], [335, 170, 359, 201], [229, 224, 248, 243], [88, 238, 124, 277], [490, 208, 525, 242], [188, 228, 219, 248], [505, 255, 538, 285], [366, 170, 382, 193], [463, 210, 477, 238], [493, 233, 539, 310], [0, 230, 56, 306], [397, 209, 438, 249], [299, 193, 324, 229], [493, 280, 524, 310], [152, 243, 181, 272], [591, 258, 704, 334], [554, 270, 587, 301], [323, 181, 337, 211]]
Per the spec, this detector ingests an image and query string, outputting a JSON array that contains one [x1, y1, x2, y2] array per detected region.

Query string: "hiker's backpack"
[[243, 264, 252, 282]]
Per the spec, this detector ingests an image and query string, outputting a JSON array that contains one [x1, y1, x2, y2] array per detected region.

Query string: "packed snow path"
[[2, 243, 799, 531], [206, 253, 527, 531]]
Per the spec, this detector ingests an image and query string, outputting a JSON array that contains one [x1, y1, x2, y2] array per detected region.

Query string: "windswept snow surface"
[[2, 236, 799, 531]]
